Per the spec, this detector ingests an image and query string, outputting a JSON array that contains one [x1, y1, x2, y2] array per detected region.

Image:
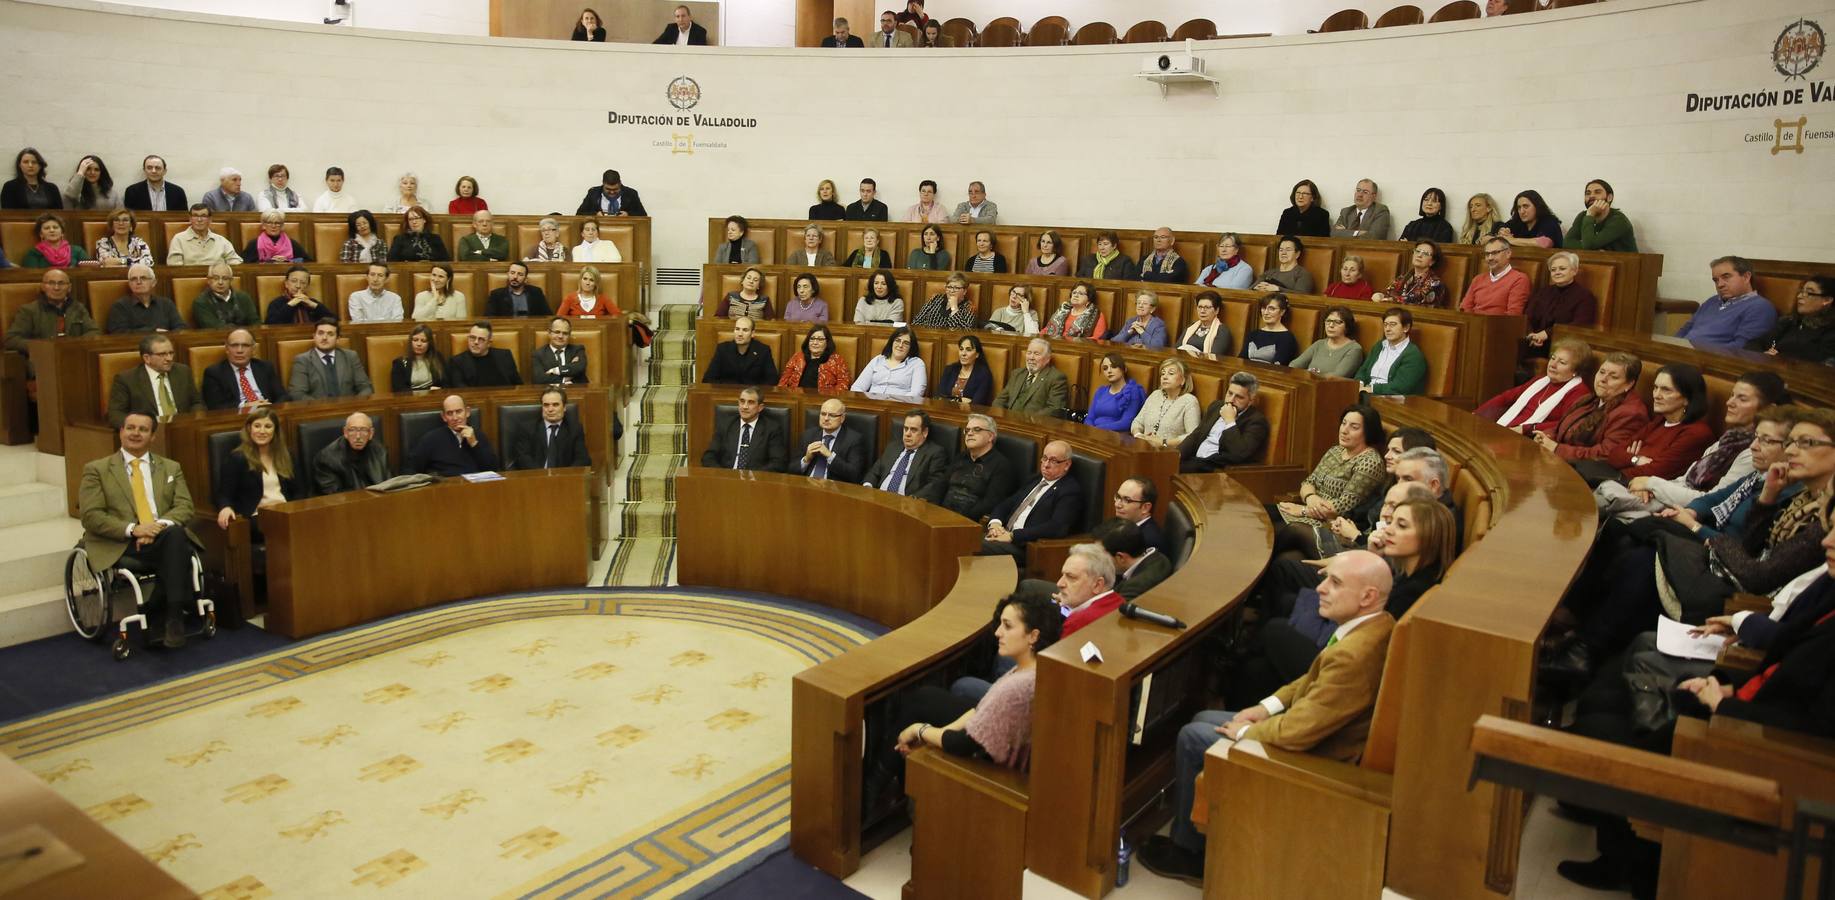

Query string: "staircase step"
[[634, 424, 686, 456], [658, 305, 700, 330], [601, 537, 676, 587], [654, 331, 695, 357], [0, 483, 72, 531], [0, 517, 85, 598], [626, 455, 684, 503], [0, 585, 74, 649], [619, 502, 677, 538], [648, 359, 695, 385], [0, 445, 40, 488], [638, 386, 688, 424]]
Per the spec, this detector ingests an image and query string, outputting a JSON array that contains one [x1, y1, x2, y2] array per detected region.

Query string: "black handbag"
[[1651, 532, 1738, 624], [1624, 671, 1680, 735]]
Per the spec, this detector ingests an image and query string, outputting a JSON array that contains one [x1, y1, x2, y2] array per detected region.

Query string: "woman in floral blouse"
[[1042, 283, 1106, 341], [1372, 241, 1449, 307], [93, 209, 153, 268]]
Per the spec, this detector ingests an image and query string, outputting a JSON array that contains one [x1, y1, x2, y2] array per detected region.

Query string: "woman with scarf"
[[525, 217, 570, 262], [20, 213, 89, 267], [1595, 372, 1789, 520], [242, 211, 311, 263], [1746, 275, 1835, 366], [1399, 187, 1455, 243], [1042, 282, 1106, 341], [1477, 337, 1594, 433], [254, 164, 303, 212], [777, 324, 852, 394], [1372, 241, 1449, 307], [1194, 232, 1254, 290], [1532, 352, 1649, 463], [1175, 291, 1231, 360], [1075, 231, 1135, 280]]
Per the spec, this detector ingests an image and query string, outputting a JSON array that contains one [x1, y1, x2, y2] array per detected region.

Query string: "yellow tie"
[[156, 373, 176, 422], [129, 458, 155, 526]]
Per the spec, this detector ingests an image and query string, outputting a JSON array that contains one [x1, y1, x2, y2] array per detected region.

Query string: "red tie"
[[236, 366, 259, 403]]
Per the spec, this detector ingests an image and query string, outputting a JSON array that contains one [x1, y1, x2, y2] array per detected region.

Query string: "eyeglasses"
[[1787, 436, 1835, 450], [1751, 435, 1786, 447], [1113, 494, 1144, 504], [1042, 456, 1071, 465], [1799, 287, 1827, 298], [963, 426, 989, 434]]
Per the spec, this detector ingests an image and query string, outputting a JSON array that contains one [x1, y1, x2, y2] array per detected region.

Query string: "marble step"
[[0, 585, 72, 649], [0, 482, 67, 530]]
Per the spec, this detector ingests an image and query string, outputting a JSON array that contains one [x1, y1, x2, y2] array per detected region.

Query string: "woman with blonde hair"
[[1459, 193, 1502, 245], [213, 405, 302, 541], [411, 263, 468, 321], [1130, 358, 1202, 449], [809, 178, 845, 220], [556, 266, 621, 319]]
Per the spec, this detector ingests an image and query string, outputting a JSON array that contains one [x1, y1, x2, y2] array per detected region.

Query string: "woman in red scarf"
[[21, 213, 89, 267]]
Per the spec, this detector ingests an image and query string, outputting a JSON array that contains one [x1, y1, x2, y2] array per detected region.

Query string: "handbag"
[[1623, 671, 1679, 735], [1650, 532, 1737, 623], [1570, 458, 1627, 488], [627, 318, 655, 348]]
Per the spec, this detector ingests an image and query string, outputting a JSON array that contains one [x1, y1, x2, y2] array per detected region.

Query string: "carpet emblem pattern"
[[0, 591, 877, 899]]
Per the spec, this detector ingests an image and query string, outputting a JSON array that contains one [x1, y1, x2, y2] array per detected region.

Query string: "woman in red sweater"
[[1533, 352, 1649, 462], [448, 175, 488, 215], [1606, 363, 1716, 479], [1324, 255, 1375, 300]]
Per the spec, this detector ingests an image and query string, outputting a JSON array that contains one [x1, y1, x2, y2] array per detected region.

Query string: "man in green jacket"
[[5, 268, 99, 373], [191, 262, 260, 329], [994, 337, 1070, 415], [1564, 179, 1639, 252], [1355, 308, 1428, 397]]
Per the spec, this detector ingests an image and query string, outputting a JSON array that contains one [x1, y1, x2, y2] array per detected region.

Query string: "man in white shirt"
[[166, 205, 242, 267], [953, 181, 998, 225], [77, 412, 204, 648], [346, 263, 404, 323]]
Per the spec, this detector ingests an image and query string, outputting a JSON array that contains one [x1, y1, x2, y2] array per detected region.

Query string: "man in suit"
[[410, 393, 500, 476], [1137, 227, 1190, 283], [952, 181, 998, 225], [510, 387, 591, 470], [994, 338, 1070, 416], [870, 11, 914, 47], [192, 262, 260, 329], [534, 317, 588, 386], [1180, 371, 1271, 472], [1331, 178, 1393, 241], [699, 387, 786, 472], [122, 154, 187, 212], [201, 328, 282, 410], [455, 210, 509, 262], [1100, 519, 1173, 601], [1110, 476, 1167, 557], [798, 398, 869, 483], [980, 440, 1083, 558], [821, 17, 865, 46], [575, 169, 647, 217], [108, 334, 203, 427], [844, 178, 889, 221], [288, 321, 374, 401], [864, 409, 949, 498], [1140, 550, 1397, 884], [702, 315, 778, 385], [449, 321, 523, 388], [486, 262, 551, 318], [935, 413, 1016, 520], [653, 5, 709, 45], [78, 413, 205, 647], [105, 264, 186, 334], [786, 225, 838, 267], [314, 412, 391, 494]]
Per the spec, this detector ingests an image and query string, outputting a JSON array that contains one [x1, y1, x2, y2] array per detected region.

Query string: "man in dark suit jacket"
[[702, 316, 778, 385], [699, 388, 786, 472], [796, 398, 869, 483], [653, 5, 710, 44], [575, 170, 647, 217], [201, 328, 283, 410], [410, 393, 500, 476], [449, 321, 523, 388], [509, 388, 592, 470], [534, 318, 588, 385], [1179, 373, 1271, 472], [121, 156, 187, 211], [820, 18, 866, 46], [844, 178, 889, 221], [287, 321, 375, 401], [1099, 519, 1174, 601], [314, 413, 391, 494], [107, 334, 204, 426], [485, 263, 552, 318], [1112, 476, 1168, 557], [980, 439, 1084, 558], [863, 409, 950, 499]]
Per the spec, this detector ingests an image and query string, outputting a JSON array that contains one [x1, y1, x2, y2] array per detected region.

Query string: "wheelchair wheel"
[[112, 636, 131, 661], [203, 610, 218, 639], [65, 549, 109, 641]]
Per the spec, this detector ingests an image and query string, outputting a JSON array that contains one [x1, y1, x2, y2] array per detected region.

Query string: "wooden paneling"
[[0, 753, 194, 899]]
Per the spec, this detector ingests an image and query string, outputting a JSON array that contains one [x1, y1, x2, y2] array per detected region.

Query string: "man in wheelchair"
[[77, 412, 207, 649]]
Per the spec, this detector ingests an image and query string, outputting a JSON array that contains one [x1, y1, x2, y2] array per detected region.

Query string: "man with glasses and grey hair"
[[981, 439, 1082, 559], [314, 412, 392, 494], [936, 413, 1016, 519], [1331, 178, 1391, 240], [201, 328, 282, 410], [994, 337, 1069, 415], [1180, 371, 1269, 472], [106, 264, 185, 334]]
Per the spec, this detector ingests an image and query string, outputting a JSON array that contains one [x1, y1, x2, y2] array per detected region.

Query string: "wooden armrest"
[[1716, 643, 1765, 674], [1702, 715, 1835, 762], [907, 747, 1030, 803], [1655, 298, 1700, 315], [1725, 593, 1772, 615], [1207, 741, 1393, 807], [1470, 715, 1779, 825]]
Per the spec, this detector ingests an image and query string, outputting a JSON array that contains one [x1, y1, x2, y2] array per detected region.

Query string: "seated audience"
[[413, 263, 470, 321], [1624, 404, 1798, 542], [846, 178, 889, 221], [449, 321, 523, 388], [107, 334, 202, 425], [1254, 236, 1315, 294], [844, 228, 892, 270], [964, 230, 1007, 274], [1194, 232, 1253, 289], [897, 1, 930, 30], [167, 205, 241, 267], [411, 393, 500, 476], [1461, 236, 1531, 316], [808, 179, 845, 220], [1181, 372, 1270, 472], [1460, 192, 1502, 245], [702, 315, 778, 385], [1612, 371, 1788, 511], [572, 218, 623, 263], [264, 264, 335, 325], [312, 166, 355, 213], [575, 169, 645, 216], [556, 265, 620, 319], [253, 164, 302, 212], [1532, 352, 1649, 463], [852, 327, 927, 398], [1496, 189, 1563, 248], [535, 317, 588, 386], [1565, 179, 1638, 252], [242, 211, 312, 263], [912, 273, 979, 330], [107, 265, 185, 333], [1109, 290, 1169, 349], [713, 215, 760, 264], [1372, 240, 1449, 307], [1050, 541, 1124, 636], [1746, 275, 1833, 364], [62, 155, 119, 210], [980, 441, 1083, 559], [1355, 308, 1428, 396], [337, 209, 386, 263], [1137, 227, 1190, 283], [484, 262, 547, 318], [1400, 187, 1455, 243], [1242, 293, 1301, 366], [213, 405, 303, 542], [935, 334, 995, 406], [1085, 352, 1146, 433], [5, 269, 96, 356], [1275, 179, 1330, 237], [986, 284, 1040, 336], [347, 262, 404, 324], [525, 217, 570, 262], [906, 180, 949, 223], [510, 387, 591, 470], [1131, 358, 1202, 449], [1325, 255, 1374, 300], [1276, 404, 1388, 530], [1601, 364, 1715, 480], [715, 266, 771, 319], [1292, 305, 1366, 377], [384, 171, 424, 212], [21, 213, 88, 267], [192, 262, 258, 329], [795, 397, 867, 482], [201, 167, 256, 212], [456, 210, 507, 262], [314, 412, 391, 494], [954, 181, 997, 225], [821, 15, 864, 45], [572, 8, 605, 41], [865, 409, 948, 497], [1075, 230, 1134, 280], [655, 4, 708, 43], [789, 224, 837, 268], [995, 338, 1069, 415], [783, 273, 830, 323], [449, 175, 488, 216], [919, 19, 946, 46], [777, 324, 852, 394], [1043, 282, 1106, 341], [391, 324, 450, 392], [389, 206, 449, 262], [1025, 230, 1070, 276], [854, 271, 904, 326], [1331, 178, 1391, 240], [288, 321, 373, 400], [1477, 337, 1595, 433], [3, 147, 61, 209], [935, 413, 1016, 519], [1521, 251, 1597, 361], [906, 224, 951, 270], [700, 387, 785, 471], [93, 209, 154, 268], [78, 413, 203, 648], [1176, 291, 1231, 360], [201, 328, 282, 410]]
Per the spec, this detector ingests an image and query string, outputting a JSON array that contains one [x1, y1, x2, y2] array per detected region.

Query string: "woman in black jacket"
[[388, 205, 449, 262], [1274, 179, 1330, 237], [214, 406, 303, 541], [391, 324, 450, 392], [934, 333, 994, 406], [1399, 187, 1456, 243], [1746, 275, 1834, 366]]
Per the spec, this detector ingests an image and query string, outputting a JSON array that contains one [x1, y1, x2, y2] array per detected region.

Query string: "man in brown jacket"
[[4, 268, 98, 361], [1139, 550, 1397, 884]]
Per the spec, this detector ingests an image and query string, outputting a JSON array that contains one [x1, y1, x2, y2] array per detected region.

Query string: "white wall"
[[96, 0, 490, 34], [4, 0, 1831, 303]]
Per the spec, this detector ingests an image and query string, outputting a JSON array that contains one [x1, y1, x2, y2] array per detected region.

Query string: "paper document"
[[461, 471, 505, 483], [1655, 615, 1727, 662]]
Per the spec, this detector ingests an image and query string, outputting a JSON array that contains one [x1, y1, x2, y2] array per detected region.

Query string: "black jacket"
[[987, 476, 1084, 546], [1712, 575, 1835, 738], [653, 22, 709, 44], [937, 447, 1017, 521], [263, 295, 337, 326], [312, 437, 391, 495], [449, 348, 522, 388], [201, 358, 285, 410], [1179, 402, 1271, 468], [821, 35, 866, 47], [409, 427, 500, 476], [795, 425, 869, 484], [808, 201, 846, 221], [700, 414, 787, 472], [575, 185, 647, 217], [214, 451, 304, 516], [1, 178, 61, 209], [1746, 315, 1835, 366], [864, 441, 950, 499], [702, 340, 778, 386], [387, 232, 450, 262], [485, 286, 551, 318], [509, 417, 591, 470], [122, 180, 188, 211], [844, 199, 889, 221], [1076, 253, 1136, 280]]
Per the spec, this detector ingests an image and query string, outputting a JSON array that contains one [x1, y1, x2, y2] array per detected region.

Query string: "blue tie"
[[812, 433, 834, 480], [884, 449, 912, 494]]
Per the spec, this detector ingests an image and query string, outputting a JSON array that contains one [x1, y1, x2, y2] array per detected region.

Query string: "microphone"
[[1120, 602, 1187, 630]]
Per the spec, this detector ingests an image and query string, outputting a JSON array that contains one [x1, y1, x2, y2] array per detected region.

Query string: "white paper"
[[1655, 615, 1727, 662], [461, 471, 505, 483], [1079, 641, 1103, 664]]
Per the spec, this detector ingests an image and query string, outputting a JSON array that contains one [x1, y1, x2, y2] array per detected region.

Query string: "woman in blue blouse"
[[1085, 352, 1146, 433]]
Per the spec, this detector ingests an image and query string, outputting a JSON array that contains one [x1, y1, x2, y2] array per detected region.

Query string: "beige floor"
[[844, 796, 1628, 899]]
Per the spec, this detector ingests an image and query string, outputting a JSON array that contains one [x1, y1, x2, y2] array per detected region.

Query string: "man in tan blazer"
[[1140, 550, 1398, 884], [107, 334, 204, 427], [870, 11, 914, 47], [78, 413, 204, 647], [993, 338, 1069, 416]]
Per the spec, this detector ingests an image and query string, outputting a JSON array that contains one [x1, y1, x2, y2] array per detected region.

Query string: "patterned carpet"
[[0, 589, 880, 899], [603, 305, 698, 587]]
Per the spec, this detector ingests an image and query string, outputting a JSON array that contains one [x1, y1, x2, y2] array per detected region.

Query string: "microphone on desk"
[[1119, 603, 1187, 630]]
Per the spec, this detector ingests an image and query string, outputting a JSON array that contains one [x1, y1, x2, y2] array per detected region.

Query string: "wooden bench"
[[1560, 325, 1835, 412]]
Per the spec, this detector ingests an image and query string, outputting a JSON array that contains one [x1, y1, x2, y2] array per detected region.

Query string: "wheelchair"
[[64, 542, 217, 661]]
